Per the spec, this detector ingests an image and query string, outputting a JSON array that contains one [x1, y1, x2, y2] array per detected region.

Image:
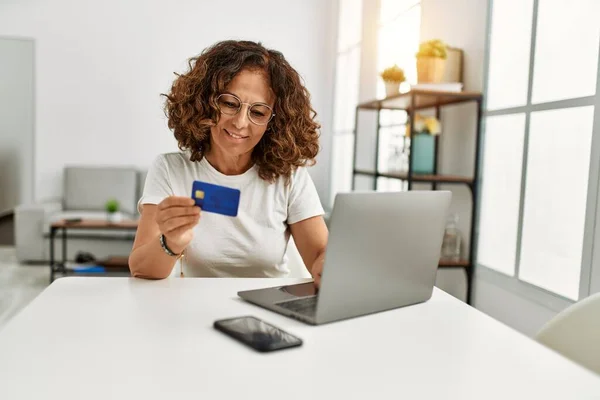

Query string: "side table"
[[49, 219, 139, 282]]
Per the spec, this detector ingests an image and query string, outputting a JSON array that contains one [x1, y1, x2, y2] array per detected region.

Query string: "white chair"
[[535, 292, 600, 375]]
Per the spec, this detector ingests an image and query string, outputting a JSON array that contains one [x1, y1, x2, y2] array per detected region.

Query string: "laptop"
[[238, 190, 452, 325]]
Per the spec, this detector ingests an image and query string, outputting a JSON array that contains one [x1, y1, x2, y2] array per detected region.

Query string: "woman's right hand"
[[155, 196, 201, 254]]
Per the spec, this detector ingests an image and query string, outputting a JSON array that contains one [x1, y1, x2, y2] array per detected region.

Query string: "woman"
[[129, 40, 328, 286]]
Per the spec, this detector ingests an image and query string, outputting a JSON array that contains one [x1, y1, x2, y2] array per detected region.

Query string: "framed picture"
[[442, 46, 464, 84]]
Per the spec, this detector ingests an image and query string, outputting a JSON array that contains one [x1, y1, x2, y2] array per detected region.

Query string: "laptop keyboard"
[[275, 296, 318, 318]]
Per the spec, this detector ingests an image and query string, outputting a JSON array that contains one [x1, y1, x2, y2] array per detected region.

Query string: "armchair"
[[15, 166, 143, 262]]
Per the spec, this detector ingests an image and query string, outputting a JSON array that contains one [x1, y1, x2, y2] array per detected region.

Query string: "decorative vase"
[[410, 132, 436, 174], [384, 81, 400, 97], [107, 211, 123, 224], [416, 57, 446, 83]]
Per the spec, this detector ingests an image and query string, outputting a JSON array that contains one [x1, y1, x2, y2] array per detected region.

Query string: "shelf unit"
[[351, 89, 483, 304]]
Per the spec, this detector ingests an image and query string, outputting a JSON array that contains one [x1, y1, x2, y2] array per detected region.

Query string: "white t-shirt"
[[138, 152, 324, 278]]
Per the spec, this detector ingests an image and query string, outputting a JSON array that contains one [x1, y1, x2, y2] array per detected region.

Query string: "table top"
[[0, 277, 599, 399], [51, 219, 139, 229]]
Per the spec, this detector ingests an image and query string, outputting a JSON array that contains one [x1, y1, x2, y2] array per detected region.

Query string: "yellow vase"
[[416, 57, 446, 83]]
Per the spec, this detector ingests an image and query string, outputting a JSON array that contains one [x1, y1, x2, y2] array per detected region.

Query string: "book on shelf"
[[411, 82, 464, 93]]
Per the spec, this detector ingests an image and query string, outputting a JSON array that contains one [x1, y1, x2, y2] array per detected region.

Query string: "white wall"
[[421, 0, 561, 336], [0, 0, 336, 206], [0, 37, 34, 215]]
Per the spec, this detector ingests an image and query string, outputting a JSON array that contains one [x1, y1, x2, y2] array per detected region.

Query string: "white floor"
[[0, 246, 49, 329]]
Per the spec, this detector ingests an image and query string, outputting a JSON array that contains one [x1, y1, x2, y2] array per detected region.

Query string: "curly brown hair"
[[162, 40, 321, 183]]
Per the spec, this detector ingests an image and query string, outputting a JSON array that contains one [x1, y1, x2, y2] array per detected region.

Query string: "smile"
[[225, 129, 249, 140]]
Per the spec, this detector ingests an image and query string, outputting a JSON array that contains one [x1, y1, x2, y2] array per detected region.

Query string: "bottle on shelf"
[[441, 213, 462, 262]]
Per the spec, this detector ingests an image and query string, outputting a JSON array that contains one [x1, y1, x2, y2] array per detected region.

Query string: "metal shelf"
[[354, 169, 473, 186], [439, 259, 470, 268], [358, 89, 483, 111], [351, 89, 483, 304]]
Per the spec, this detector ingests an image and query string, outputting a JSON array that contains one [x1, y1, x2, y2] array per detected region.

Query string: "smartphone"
[[214, 316, 303, 352]]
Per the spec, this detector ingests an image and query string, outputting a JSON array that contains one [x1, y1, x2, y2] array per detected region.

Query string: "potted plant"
[[415, 39, 447, 83], [105, 198, 122, 223], [380, 64, 406, 97], [405, 114, 442, 174]]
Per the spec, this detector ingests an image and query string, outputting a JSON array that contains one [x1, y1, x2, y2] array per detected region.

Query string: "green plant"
[[105, 198, 120, 213], [416, 39, 448, 59], [380, 64, 406, 83]]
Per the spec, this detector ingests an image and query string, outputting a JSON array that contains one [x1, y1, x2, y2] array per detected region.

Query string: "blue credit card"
[[191, 180, 240, 217]]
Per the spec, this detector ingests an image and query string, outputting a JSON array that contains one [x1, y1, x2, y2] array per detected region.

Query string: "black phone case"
[[214, 316, 303, 352]]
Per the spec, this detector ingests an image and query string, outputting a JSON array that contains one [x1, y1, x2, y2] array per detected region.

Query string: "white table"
[[0, 277, 599, 399]]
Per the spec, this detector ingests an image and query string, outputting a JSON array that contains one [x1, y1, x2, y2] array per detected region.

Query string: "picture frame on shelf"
[[443, 46, 463, 84]]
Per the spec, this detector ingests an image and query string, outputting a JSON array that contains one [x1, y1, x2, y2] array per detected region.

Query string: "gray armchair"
[[15, 166, 145, 263]]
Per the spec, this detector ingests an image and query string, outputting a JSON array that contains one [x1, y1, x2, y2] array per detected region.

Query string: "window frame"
[[476, 0, 600, 307]]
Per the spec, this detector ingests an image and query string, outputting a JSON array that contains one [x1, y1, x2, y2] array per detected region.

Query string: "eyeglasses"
[[216, 93, 275, 126]]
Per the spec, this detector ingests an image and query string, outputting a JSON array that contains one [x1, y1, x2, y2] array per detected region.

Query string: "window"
[[531, 1, 599, 104], [377, 0, 421, 98], [376, 1, 420, 193], [486, 0, 534, 110], [330, 0, 421, 200], [479, 0, 600, 300], [478, 114, 526, 276], [330, 0, 363, 206], [519, 106, 595, 298]]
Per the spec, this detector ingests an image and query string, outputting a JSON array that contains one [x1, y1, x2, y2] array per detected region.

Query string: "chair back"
[[536, 292, 600, 375]]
